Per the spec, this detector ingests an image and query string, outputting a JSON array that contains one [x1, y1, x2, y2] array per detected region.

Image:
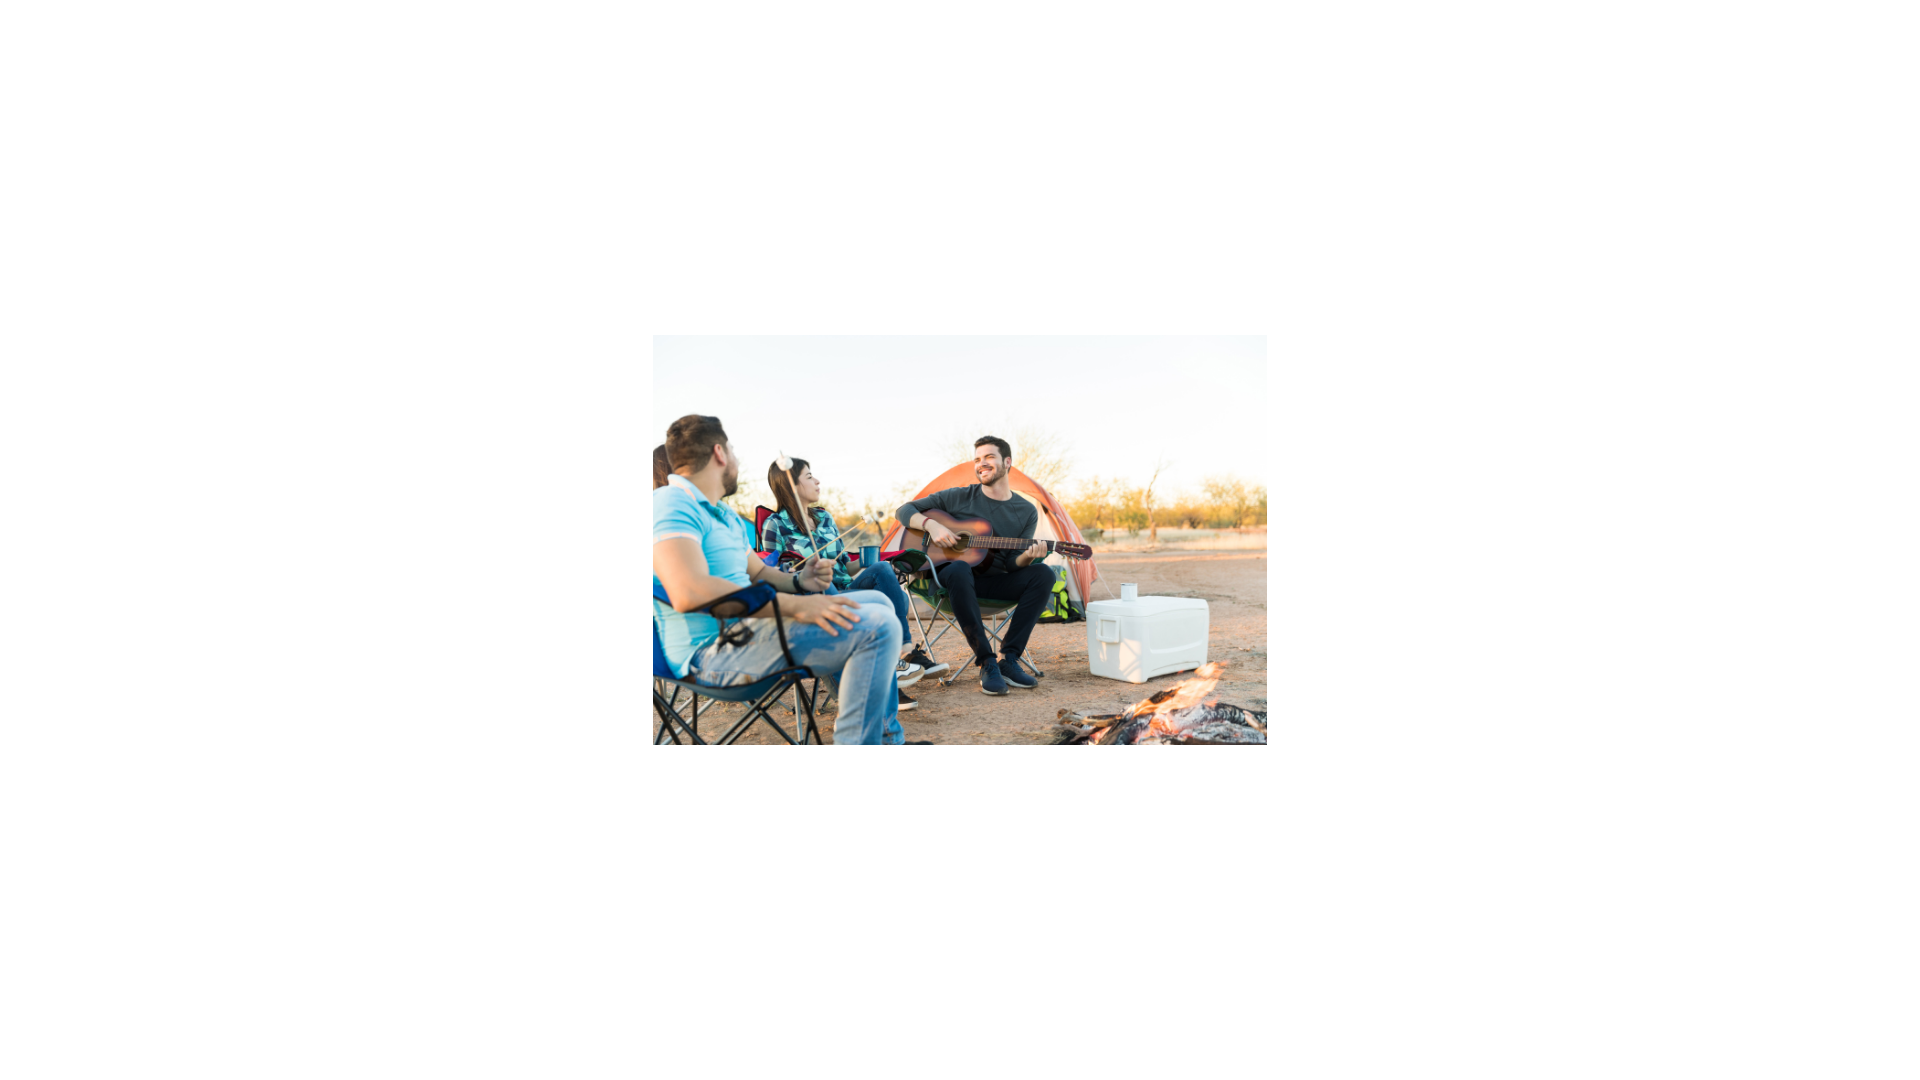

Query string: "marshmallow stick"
[[776, 449, 812, 558], [801, 510, 871, 564]]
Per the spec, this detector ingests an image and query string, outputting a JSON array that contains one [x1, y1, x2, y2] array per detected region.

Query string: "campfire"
[[1051, 662, 1266, 744]]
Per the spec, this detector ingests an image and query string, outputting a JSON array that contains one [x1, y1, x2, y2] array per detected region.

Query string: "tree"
[[1144, 456, 1171, 545], [1064, 474, 1111, 532], [1115, 484, 1148, 534], [1201, 475, 1255, 528]]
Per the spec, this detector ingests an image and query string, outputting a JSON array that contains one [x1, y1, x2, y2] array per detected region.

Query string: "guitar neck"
[[961, 537, 1054, 549]]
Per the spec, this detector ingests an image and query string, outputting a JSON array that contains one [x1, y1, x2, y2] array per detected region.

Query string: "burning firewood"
[[1052, 662, 1266, 745]]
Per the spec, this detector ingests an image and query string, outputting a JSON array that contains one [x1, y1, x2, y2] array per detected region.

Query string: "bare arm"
[[654, 538, 858, 631], [655, 537, 778, 613]]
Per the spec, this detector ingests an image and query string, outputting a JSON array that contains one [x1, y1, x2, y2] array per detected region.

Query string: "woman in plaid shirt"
[[762, 458, 951, 706]]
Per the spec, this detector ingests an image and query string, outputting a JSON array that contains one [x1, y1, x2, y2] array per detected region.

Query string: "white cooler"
[[1085, 588, 1210, 683]]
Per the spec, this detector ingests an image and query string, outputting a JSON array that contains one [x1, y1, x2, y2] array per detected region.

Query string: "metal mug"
[[859, 545, 881, 568]]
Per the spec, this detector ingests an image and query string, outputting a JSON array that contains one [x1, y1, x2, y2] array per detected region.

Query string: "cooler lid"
[[1085, 595, 1208, 618]]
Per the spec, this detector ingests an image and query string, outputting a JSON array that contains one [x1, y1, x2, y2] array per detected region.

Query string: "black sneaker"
[[999, 657, 1038, 690], [897, 689, 918, 711], [979, 658, 1008, 696], [904, 646, 950, 677]]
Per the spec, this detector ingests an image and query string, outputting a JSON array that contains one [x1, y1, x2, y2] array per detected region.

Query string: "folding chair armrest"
[[695, 581, 802, 670], [883, 550, 929, 573], [697, 582, 779, 619]]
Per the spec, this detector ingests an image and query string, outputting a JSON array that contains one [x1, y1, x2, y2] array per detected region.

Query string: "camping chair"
[[899, 544, 1045, 688], [744, 521, 847, 717], [652, 578, 824, 745]]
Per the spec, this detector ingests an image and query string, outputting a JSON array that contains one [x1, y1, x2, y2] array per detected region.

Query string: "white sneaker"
[[896, 661, 925, 688]]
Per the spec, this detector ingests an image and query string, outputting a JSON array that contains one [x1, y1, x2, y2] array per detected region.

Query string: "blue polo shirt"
[[653, 474, 759, 676]]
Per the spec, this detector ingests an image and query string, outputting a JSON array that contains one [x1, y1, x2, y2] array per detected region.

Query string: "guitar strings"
[[924, 520, 1113, 600]]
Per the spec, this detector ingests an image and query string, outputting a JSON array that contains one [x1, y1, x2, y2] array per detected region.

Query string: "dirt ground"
[[663, 549, 1267, 745]]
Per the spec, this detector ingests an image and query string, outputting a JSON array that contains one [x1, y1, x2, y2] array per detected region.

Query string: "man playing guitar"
[[894, 435, 1056, 696]]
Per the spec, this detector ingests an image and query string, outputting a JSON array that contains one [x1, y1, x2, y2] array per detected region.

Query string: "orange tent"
[[880, 464, 1097, 616]]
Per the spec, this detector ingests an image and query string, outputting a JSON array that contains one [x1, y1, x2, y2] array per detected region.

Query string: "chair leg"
[[942, 626, 1000, 686], [921, 605, 956, 650], [789, 676, 829, 743], [918, 594, 974, 681], [655, 680, 687, 744], [907, 592, 934, 653], [654, 689, 705, 745], [941, 653, 979, 687], [935, 605, 1039, 685], [718, 682, 801, 745], [798, 680, 823, 744]]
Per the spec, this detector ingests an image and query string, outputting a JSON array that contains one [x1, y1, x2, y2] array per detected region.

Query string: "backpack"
[[1035, 563, 1084, 623]]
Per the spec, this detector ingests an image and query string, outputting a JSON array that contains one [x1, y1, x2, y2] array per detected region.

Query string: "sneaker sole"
[[897, 700, 918, 711], [897, 668, 925, 688], [1005, 679, 1037, 690], [980, 684, 1009, 696], [920, 662, 951, 676]]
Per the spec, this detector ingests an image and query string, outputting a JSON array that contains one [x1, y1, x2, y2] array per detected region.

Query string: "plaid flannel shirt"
[[759, 507, 854, 589]]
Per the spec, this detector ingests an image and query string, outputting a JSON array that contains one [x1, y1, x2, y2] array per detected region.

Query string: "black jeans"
[[932, 560, 1055, 664]]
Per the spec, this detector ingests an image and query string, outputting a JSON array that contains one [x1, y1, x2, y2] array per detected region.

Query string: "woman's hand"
[[782, 593, 862, 636], [799, 554, 834, 593]]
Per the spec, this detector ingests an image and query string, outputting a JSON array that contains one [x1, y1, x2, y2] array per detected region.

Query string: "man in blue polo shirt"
[[653, 413, 910, 745]]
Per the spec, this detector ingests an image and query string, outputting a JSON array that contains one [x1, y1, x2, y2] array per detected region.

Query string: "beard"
[[722, 462, 740, 498], [977, 463, 1004, 485]]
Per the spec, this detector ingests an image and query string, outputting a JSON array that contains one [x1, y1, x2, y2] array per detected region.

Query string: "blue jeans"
[[684, 589, 903, 745], [834, 564, 911, 630]]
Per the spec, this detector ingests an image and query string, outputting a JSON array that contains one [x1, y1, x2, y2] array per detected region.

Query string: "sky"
[[650, 336, 1269, 506]]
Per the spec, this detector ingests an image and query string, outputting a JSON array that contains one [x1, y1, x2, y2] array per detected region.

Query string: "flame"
[[1135, 662, 1226, 737]]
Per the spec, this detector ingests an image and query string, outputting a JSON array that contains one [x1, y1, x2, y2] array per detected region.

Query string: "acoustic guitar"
[[901, 508, 1094, 569]]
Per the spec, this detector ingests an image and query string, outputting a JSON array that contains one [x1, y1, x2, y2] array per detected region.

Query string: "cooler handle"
[[1096, 616, 1121, 644]]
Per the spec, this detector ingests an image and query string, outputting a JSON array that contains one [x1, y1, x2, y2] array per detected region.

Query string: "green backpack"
[[1035, 564, 1084, 623]]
